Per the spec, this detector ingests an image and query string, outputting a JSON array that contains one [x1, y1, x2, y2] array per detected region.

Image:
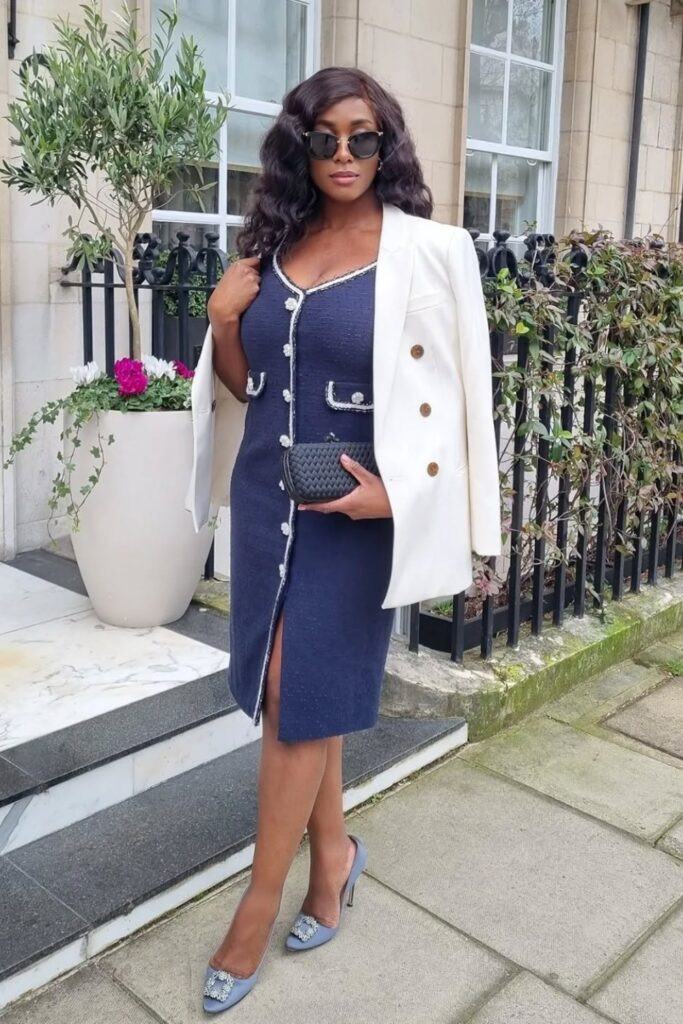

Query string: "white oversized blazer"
[[185, 201, 502, 610]]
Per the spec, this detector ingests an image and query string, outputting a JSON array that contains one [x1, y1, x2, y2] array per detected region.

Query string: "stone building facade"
[[1, 0, 682, 560]]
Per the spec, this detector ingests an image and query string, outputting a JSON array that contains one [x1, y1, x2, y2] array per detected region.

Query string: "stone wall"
[[320, 0, 471, 223], [3, 0, 683, 559], [0, 1, 136, 558], [557, 0, 683, 240]]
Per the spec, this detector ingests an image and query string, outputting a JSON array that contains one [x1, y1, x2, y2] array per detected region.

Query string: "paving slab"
[[588, 901, 683, 1024], [468, 971, 609, 1023], [0, 964, 154, 1023], [352, 757, 683, 998], [603, 676, 683, 759], [636, 632, 683, 668], [459, 716, 683, 841], [100, 848, 510, 1024], [657, 817, 683, 859], [541, 661, 665, 725]]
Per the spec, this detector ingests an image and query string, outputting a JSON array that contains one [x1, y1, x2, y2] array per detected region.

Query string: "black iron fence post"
[[61, 227, 683, 658]]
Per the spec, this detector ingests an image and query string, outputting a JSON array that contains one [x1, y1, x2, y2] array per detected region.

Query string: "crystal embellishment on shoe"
[[204, 968, 237, 1002], [290, 913, 320, 943]]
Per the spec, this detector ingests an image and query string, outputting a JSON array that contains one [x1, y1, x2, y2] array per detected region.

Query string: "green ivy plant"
[[477, 229, 683, 613]]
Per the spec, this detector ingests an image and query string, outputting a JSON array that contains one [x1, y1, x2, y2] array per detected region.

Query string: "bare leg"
[[300, 736, 356, 928], [209, 610, 330, 976]]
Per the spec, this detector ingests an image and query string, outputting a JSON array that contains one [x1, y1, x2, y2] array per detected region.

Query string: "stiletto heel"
[[286, 834, 367, 952]]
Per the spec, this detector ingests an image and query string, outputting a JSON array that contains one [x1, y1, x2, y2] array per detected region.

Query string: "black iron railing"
[[62, 227, 683, 661]]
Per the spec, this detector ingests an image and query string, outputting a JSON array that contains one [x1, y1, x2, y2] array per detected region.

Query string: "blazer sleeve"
[[447, 227, 502, 557]]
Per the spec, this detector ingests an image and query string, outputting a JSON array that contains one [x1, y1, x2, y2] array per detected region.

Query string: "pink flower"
[[173, 359, 194, 379], [114, 357, 148, 396]]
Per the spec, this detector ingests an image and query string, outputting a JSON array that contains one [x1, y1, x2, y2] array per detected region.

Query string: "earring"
[[377, 159, 383, 172]]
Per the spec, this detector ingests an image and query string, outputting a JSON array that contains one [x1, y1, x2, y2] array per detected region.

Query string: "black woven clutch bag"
[[281, 431, 380, 504]]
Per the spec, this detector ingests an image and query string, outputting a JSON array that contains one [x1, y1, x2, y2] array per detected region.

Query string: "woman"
[[193, 66, 501, 1013]]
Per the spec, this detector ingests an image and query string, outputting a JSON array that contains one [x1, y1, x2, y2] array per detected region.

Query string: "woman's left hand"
[[297, 452, 392, 519]]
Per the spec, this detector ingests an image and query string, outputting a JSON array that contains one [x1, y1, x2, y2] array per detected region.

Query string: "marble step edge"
[[0, 698, 260, 856], [0, 671, 240, 809], [0, 715, 467, 1011]]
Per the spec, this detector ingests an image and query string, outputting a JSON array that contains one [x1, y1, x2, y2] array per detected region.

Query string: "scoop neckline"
[[272, 243, 377, 296]]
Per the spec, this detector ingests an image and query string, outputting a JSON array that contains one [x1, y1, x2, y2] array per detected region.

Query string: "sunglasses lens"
[[307, 131, 337, 159], [349, 132, 381, 159]]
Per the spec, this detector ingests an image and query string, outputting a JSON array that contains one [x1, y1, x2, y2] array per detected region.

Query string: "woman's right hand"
[[208, 255, 261, 333]]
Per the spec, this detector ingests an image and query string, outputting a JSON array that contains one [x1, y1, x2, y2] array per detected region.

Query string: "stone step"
[[0, 672, 259, 853], [2, 549, 254, 852], [0, 713, 467, 1011]]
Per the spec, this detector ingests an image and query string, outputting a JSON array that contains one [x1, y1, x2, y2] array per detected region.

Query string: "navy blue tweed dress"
[[227, 244, 395, 742]]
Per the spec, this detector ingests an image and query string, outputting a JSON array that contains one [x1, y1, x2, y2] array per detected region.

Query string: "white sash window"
[[465, 0, 565, 248], [151, 0, 319, 254]]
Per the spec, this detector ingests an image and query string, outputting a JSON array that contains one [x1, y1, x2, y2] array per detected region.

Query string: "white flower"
[[141, 354, 177, 380], [69, 361, 105, 386]]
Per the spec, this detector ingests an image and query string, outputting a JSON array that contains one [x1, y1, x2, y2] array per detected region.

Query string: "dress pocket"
[[246, 369, 267, 398], [324, 380, 374, 412]]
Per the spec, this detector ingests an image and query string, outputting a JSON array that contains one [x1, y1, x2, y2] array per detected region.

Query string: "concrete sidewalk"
[[3, 636, 683, 1023]]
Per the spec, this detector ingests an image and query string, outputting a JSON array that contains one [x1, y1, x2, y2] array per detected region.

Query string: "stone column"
[[0, 0, 15, 559]]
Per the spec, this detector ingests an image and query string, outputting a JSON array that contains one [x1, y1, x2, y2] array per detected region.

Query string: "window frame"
[[151, 0, 321, 251], [465, 0, 566, 242]]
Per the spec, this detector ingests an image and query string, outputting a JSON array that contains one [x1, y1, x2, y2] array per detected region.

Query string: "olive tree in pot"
[[0, 1, 228, 626]]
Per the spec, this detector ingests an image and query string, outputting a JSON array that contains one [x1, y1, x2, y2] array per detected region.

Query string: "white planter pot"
[[64, 408, 214, 627]]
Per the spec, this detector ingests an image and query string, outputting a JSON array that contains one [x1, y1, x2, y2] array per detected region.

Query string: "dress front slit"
[[227, 244, 395, 742]]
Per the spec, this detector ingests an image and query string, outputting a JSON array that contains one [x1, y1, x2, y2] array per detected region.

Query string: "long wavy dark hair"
[[235, 66, 433, 259]]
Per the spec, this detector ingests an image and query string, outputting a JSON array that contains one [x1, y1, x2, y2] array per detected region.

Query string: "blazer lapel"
[[373, 203, 414, 440]]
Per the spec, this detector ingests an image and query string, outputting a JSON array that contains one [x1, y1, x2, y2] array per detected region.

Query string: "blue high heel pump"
[[286, 834, 367, 951], [203, 922, 275, 1014]]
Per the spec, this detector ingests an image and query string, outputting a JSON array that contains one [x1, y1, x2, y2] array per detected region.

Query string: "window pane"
[[226, 226, 242, 259], [464, 151, 493, 233], [507, 64, 551, 149], [512, 0, 555, 62], [286, 2, 308, 92], [468, 53, 505, 143], [471, 0, 509, 51], [153, 1, 228, 94], [236, 0, 308, 104], [227, 111, 276, 215], [154, 159, 219, 216], [495, 156, 539, 235]]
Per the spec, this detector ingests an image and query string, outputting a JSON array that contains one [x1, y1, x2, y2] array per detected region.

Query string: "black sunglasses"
[[301, 129, 383, 161]]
